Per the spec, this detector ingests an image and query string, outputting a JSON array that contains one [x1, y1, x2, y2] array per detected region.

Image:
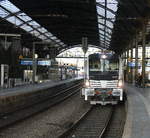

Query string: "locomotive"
[[81, 52, 124, 105]]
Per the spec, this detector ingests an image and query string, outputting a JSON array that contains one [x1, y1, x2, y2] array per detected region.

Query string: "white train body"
[[82, 53, 124, 105]]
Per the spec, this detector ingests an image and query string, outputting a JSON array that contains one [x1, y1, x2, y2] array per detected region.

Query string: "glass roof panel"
[[38, 27, 47, 33], [55, 44, 59, 47], [0, 0, 64, 44], [45, 39, 52, 42], [107, 0, 118, 12], [46, 32, 53, 37], [98, 24, 105, 30], [51, 36, 57, 40], [96, 0, 118, 48], [96, 0, 105, 6], [99, 30, 105, 35], [0, 0, 20, 13], [20, 24, 33, 32], [106, 29, 112, 34], [98, 18, 105, 24], [28, 21, 40, 28], [106, 37, 110, 41], [96, 6, 105, 16], [55, 39, 61, 43], [6, 16, 23, 25], [107, 11, 115, 19], [106, 37, 110, 40], [17, 13, 32, 22], [31, 30, 40, 36], [106, 21, 113, 28], [96, 0, 117, 12], [38, 35, 47, 40], [60, 42, 64, 45], [0, 7, 9, 18]]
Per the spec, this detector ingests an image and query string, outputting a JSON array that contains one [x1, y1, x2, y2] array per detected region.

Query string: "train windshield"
[[89, 58, 118, 72], [89, 54, 119, 80]]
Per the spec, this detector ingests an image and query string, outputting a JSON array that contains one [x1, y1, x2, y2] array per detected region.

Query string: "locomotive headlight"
[[118, 80, 123, 88], [85, 80, 90, 87], [101, 55, 107, 59]]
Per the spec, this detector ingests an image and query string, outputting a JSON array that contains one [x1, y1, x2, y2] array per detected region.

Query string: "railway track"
[[59, 104, 125, 138], [0, 82, 82, 129]]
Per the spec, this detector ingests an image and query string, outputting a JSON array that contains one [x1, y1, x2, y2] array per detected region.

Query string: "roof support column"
[[142, 22, 146, 87], [126, 48, 130, 82], [122, 52, 126, 82], [135, 32, 139, 82], [32, 42, 37, 84], [130, 41, 134, 84]]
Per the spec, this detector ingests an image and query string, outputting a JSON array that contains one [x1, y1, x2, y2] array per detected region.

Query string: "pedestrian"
[[136, 73, 142, 87]]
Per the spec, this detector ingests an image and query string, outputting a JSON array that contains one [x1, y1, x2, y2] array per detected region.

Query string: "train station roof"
[[111, 0, 150, 53], [0, 0, 150, 55]]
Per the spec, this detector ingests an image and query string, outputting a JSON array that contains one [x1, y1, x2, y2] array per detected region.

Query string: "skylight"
[[0, 0, 64, 47], [0, 7, 9, 18], [0, 0, 20, 13], [96, 0, 118, 48]]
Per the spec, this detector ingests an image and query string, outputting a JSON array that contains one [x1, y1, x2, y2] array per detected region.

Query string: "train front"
[[82, 53, 124, 105]]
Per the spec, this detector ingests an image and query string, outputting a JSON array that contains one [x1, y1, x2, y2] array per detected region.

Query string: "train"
[[81, 52, 125, 105]]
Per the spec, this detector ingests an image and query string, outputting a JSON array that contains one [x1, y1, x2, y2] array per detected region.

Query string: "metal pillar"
[[82, 37, 88, 81], [126, 48, 129, 82], [60, 67, 63, 80], [130, 42, 134, 83], [32, 43, 36, 83], [142, 23, 146, 87], [135, 33, 139, 81], [124, 51, 127, 66]]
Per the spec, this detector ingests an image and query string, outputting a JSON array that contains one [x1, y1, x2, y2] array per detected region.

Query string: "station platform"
[[0, 78, 81, 96], [123, 84, 150, 138], [0, 78, 83, 114]]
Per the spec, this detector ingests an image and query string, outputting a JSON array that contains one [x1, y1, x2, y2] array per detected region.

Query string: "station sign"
[[128, 62, 150, 67], [128, 62, 141, 67], [20, 60, 51, 66], [21, 60, 32, 65]]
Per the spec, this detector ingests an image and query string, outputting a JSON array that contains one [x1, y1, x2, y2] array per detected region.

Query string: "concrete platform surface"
[[0, 78, 82, 96], [123, 84, 150, 138], [0, 77, 83, 114]]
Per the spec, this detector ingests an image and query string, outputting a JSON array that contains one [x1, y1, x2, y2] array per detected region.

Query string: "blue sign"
[[21, 60, 32, 65], [38, 61, 51, 66], [128, 62, 141, 67], [21, 60, 51, 66], [67, 66, 77, 70]]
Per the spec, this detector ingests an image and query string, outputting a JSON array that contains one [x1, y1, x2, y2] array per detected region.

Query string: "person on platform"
[[136, 73, 142, 87]]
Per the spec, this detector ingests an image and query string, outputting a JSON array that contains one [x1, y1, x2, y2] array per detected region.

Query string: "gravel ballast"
[[0, 92, 91, 138]]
